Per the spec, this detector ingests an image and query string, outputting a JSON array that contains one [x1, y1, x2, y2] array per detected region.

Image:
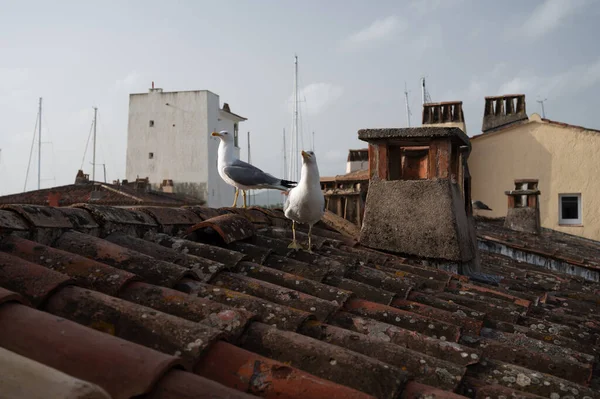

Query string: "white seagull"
[[212, 130, 296, 208], [284, 150, 325, 252]]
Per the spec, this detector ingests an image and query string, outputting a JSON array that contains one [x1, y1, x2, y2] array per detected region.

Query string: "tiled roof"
[[321, 169, 369, 183], [0, 204, 599, 399], [0, 183, 204, 207]]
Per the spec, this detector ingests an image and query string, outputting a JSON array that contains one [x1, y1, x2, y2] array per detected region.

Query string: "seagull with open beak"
[[212, 130, 296, 208], [284, 150, 325, 252]]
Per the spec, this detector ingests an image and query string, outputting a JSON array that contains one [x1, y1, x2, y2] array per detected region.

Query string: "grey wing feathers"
[[223, 159, 280, 187]]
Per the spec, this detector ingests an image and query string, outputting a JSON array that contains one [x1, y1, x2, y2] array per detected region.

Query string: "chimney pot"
[[504, 179, 541, 234], [421, 101, 466, 134], [357, 127, 480, 275], [482, 94, 527, 133]]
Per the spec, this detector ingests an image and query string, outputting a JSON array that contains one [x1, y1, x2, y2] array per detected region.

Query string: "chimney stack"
[[482, 94, 527, 133], [357, 127, 480, 275], [222, 103, 231, 113], [161, 179, 174, 193], [74, 169, 89, 185], [422, 101, 467, 134], [504, 179, 541, 234], [346, 149, 369, 173]]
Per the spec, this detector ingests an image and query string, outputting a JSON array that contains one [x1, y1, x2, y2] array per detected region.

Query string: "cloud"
[[288, 83, 344, 116], [409, 0, 466, 15], [113, 71, 142, 92], [496, 58, 600, 98], [521, 0, 590, 40], [340, 16, 404, 51]]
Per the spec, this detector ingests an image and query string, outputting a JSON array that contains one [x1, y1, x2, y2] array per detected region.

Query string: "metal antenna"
[[536, 98, 547, 118], [420, 77, 432, 105], [92, 107, 98, 181], [404, 82, 412, 127], [282, 128, 287, 178], [38, 97, 42, 190]]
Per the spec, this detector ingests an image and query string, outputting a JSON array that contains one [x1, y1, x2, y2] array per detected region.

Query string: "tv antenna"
[[404, 82, 412, 127], [536, 98, 547, 118]]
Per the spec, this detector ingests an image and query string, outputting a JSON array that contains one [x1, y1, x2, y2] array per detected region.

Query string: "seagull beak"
[[301, 150, 310, 159], [211, 131, 222, 137]]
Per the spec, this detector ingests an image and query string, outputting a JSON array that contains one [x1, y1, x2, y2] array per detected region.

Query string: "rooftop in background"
[[0, 203, 600, 398], [0, 171, 204, 207], [358, 127, 470, 146]]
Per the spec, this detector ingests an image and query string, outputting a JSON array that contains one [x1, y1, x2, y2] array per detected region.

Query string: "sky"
[[1, 0, 599, 195]]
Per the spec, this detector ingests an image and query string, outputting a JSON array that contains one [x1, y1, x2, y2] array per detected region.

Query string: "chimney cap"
[[358, 127, 469, 146], [423, 100, 463, 107], [485, 94, 525, 100]]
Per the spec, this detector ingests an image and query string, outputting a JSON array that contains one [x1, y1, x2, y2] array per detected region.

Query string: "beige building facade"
[[469, 96, 600, 241]]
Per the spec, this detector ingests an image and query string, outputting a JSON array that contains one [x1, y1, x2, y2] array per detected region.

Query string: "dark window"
[[561, 197, 578, 218], [234, 123, 239, 147], [149, 152, 154, 159], [559, 194, 581, 225], [149, 120, 154, 127]]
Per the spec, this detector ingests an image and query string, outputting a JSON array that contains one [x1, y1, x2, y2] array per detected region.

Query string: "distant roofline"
[[129, 89, 219, 96], [220, 109, 247, 122], [471, 113, 600, 140]]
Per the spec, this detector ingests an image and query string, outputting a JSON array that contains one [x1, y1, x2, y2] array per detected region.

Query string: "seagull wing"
[[223, 159, 280, 187]]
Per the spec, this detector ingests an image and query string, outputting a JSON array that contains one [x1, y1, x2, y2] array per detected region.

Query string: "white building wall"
[[346, 160, 368, 173], [126, 89, 243, 207], [206, 92, 241, 208]]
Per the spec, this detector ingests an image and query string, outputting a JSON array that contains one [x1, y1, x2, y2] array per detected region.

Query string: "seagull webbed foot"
[[288, 240, 302, 250]]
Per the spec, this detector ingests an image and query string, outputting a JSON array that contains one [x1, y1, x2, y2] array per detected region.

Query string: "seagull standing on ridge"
[[212, 130, 297, 208], [284, 150, 325, 252]]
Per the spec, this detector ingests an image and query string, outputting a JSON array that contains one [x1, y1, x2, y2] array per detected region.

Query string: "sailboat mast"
[[404, 82, 411, 127], [38, 97, 42, 190], [282, 128, 287, 178], [293, 55, 299, 182], [92, 107, 97, 181]]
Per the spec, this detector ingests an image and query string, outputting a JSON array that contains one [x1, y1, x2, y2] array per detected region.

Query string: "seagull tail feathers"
[[279, 179, 297, 189]]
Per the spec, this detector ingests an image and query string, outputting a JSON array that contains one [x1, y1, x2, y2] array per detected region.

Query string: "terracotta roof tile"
[[44, 285, 223, 369], [0, 252, 72, 307], [145, 369, 257, 399], [0, 203, 600, 398], [0, 286, 26, 306], [299, 320, 466, 391], [468, 358, 600, 399], [0, 346, 112, 399], [0, 303, 180, 399], [240, 322, 407, 398], [0, 235, 137, 296], [331, 310, 482, 365], [54, 231, 194, 286], [211, 271, 340, 321], [185, 213, 256, 244], [402, 381, 469, 399], [119, 281, 254, 342], [196, 341, 376, 399], [344, 298, 462, 342], [104, 231, 227, 281], [177, 278, 313, 331]]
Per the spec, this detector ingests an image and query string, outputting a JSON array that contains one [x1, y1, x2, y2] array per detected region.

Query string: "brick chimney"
[[422, 101, 467, 134], [74, 169, 89, 185], [504, 179, 541, 234], [358, 127, 480, 275], [346, 149, 369, 173], [482, 94, 527, 133], [222, 103, 231, 113], [161, 179, 174, 193]]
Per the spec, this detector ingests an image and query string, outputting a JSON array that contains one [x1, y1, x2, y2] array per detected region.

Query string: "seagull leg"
[[232, 189, 239, 208], [242, 190, 247, 209], [307, 224, 313, 253], [288, 221, 301, 250]]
